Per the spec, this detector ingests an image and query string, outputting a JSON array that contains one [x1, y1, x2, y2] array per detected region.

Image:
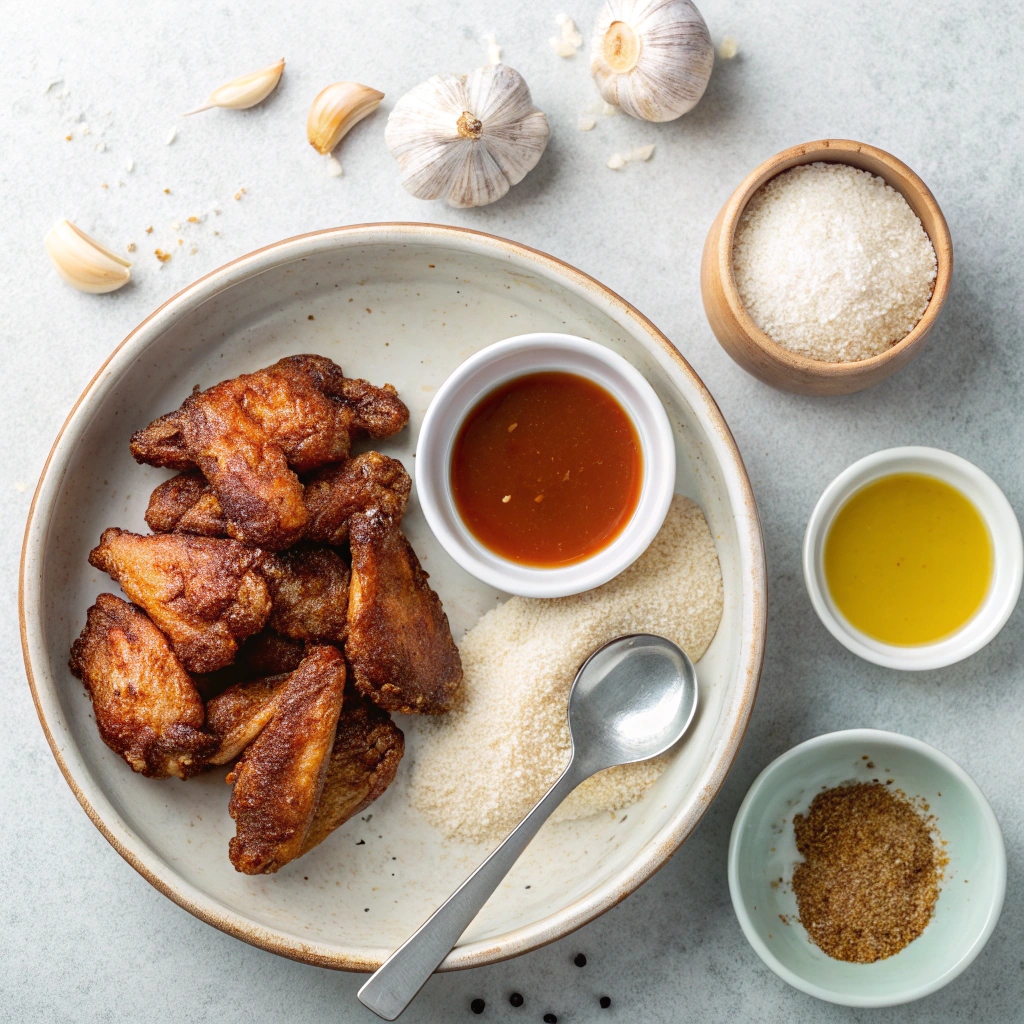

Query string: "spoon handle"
[[358, 759, 588, 1020]]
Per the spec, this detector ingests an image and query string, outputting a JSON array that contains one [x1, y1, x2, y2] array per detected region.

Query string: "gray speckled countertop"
[[2, 1, 1022, 1020]]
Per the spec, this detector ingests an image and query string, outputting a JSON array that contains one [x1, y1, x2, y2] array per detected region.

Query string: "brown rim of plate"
[[19, 222, 767, 972], [704, 139, 954, 393]]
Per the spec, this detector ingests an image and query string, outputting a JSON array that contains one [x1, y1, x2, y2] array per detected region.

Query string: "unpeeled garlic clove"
[[45, 219, 131, 294], [183, 58, 285, 116], [307, 82, 384, 155], [591, 0, 714, 122]]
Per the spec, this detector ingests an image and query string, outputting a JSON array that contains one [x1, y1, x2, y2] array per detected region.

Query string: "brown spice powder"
[[792, 782, 941, 963]]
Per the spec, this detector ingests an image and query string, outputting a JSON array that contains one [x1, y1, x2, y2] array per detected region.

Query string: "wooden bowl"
[[700, 139, 953, 396]]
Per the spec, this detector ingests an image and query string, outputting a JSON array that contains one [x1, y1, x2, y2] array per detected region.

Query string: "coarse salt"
[[732, 162, 937, 363], [408, 496, 724, 845]]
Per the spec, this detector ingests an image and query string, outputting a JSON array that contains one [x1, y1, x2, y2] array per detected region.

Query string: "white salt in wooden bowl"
[[20, 224, 766, 971], [701, 139, 954, 396]]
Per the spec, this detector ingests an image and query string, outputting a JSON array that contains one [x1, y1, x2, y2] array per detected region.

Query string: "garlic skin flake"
[[307, 82, 384, 155], [45, 219, 131, 293], [385, 64, 549, 209], [591, 0, 714, 122], [184, 58, 285, 116]]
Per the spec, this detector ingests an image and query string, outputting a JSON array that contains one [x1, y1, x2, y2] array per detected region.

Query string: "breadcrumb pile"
[[732, 162, 937, 363], [409, 496, 724, 845]]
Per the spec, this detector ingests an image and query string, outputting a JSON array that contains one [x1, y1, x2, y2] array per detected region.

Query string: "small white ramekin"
[[803, 447, 1022, 670], [415, 333, 676, 598]]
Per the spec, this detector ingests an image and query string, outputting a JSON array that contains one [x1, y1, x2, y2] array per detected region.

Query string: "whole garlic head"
[[591, 0, 714, 122], [384, 64, 549, 208]]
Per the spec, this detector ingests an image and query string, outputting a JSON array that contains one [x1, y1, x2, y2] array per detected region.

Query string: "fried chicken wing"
[[145, 470, 229, 537], [227, 645, 346, 874], [262, 544, 350, 645], [301, 688, 404, 855], [239, 629, 307, 676], [346, 512, 463, 714], [304, 452, 412, 545], [130, 356, 409, 550], [88, 528, 272, 674], [205, 674, 290, 765], [69, 594, 215, 778], [191, 630, 306, 701]]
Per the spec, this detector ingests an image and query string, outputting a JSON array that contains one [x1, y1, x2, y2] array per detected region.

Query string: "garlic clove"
[[45, 219, 131, 293], [183, 58, 285, 116], [307, 81, 384, 155], [591, 0, 714, 122]]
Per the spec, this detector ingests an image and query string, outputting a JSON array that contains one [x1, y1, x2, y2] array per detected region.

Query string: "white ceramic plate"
[[20, 224, 766, 972], [728, 730, 1006, 1006]]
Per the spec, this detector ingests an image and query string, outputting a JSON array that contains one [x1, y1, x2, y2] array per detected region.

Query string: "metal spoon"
[[358, 633, 699, 1020]]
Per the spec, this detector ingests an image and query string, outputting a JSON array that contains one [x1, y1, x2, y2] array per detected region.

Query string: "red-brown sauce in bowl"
[[450, 371, 643, 567]]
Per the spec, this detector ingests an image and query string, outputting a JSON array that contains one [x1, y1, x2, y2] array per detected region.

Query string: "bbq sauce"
[[451, 371, 642, 567]]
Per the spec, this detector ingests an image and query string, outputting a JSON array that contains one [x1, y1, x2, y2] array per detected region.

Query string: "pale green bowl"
[[728, 729, 1005, 1007]]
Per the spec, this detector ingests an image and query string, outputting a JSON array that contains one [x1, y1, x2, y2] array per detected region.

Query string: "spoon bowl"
[[569, 634, 699, 773], [359, 633, 699, 1019]]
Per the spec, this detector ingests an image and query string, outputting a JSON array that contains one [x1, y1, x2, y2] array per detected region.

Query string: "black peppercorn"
[[509, 992, 524, 1007], [600, 995, 612, 1009], [543, 1015, 557, 1024], [470, 997, 485, 1014], [573, 953, 587, 967]]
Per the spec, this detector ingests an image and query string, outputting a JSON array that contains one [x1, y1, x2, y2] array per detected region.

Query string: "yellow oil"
[[823, 473, 992, 646]]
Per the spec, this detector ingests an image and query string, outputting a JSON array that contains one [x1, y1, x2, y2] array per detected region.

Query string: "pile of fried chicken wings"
[[70, 355, 463, 875]]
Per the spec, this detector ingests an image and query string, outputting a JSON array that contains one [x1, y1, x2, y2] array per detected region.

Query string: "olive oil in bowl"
[[824, 473, 993, 646]]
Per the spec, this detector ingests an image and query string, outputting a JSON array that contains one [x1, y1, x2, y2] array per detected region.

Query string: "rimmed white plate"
[[20, 223, 766, 971]]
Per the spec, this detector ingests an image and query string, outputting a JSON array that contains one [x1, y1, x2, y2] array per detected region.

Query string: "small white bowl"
[[728, 729, 1006, 1008], [415, 333, 676, 598], [803, 447, 1022, 670]]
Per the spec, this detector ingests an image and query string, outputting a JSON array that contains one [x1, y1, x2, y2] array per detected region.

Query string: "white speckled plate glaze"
[[20, 224, 766, 972]]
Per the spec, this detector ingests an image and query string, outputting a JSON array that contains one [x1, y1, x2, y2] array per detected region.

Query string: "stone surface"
[[2, 0, 1022, 1020]]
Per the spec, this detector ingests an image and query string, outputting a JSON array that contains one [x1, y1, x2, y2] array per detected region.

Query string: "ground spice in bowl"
[[792, 781, 943, 963]]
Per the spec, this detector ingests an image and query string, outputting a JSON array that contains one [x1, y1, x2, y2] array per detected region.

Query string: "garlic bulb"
[[45, 219, 131, 294], [590, 0, 713, 122], [384, 64, 549, 208], [184, 58, 285, 116], [307, 82, 384, 155]]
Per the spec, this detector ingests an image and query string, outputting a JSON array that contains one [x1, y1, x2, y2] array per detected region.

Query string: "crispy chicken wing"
[[69, 594, 215, 778], [88, 528, 272, 674], [145, 470, 228, 537], [146, 449, 413, 550], [301, 688, 404, 855], [304, 452, 412, 545], [130, 356, 409, 550], [205, 674, 290, 765], [227, 645, 346, 874], [262, 544, 350, 645], [191, 630, 306, 702], [346, 512, 463, 714]]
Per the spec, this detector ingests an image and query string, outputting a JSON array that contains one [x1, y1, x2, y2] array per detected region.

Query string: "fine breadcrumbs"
[[409, 496, 724, 845], [732, 162, 937, 363]]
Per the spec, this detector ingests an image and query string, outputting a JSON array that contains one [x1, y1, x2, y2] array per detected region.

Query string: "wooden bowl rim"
[[713, 138, 953, 379]]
